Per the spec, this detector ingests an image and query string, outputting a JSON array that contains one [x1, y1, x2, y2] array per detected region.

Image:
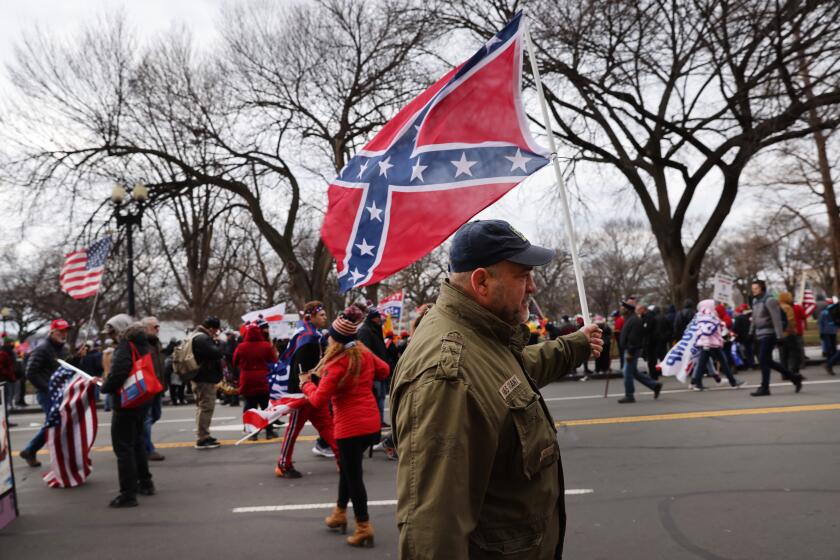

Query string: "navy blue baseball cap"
[[449, 220, 555, 272]]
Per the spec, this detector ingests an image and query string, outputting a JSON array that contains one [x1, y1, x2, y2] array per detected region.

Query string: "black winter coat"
[[26, 338, 69, 393], [101, 327, 152, 415], [192, 327, 224, 384], [620, 314, 645, 351], [358, 318, 390, 371]]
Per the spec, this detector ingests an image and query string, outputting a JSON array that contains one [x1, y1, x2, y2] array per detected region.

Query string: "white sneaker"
[[312, 443, 335, 458]]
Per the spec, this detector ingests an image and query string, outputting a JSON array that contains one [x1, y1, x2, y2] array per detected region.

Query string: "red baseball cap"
[[50, 318, 71, 331]]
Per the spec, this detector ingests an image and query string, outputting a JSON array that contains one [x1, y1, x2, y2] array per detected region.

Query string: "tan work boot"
[[325, 505, 347, 533], [347, 520, 374, 547]]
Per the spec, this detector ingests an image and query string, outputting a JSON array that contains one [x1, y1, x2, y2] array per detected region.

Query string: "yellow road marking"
[[556, 403, 840, 427], [35, 435, 319, 456], [32, 404, 840, 456]]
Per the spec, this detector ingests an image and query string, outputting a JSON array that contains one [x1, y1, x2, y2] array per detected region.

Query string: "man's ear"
[[470, 268, 491, 297]]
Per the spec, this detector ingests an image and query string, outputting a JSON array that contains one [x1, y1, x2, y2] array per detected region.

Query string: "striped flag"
[[242, 395, 304, 434], [803, 289, 816, 317], [42, 365, 98, 488], [60, 236, 113, 299]]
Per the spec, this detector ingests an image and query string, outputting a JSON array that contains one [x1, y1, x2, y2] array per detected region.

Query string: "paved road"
[[3, 364, 840, 559]]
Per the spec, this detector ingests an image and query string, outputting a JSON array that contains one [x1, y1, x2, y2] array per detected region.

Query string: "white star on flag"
[[366, 201, 383, 222], [378, 157, 394, 178], [505, 149, 532, 172], [357, 160, 368, 178], [451, 152, 478, 177], [355, 239, 375, 256], [410, 159, 428, 182], [485, 36, 502, 51], [349, 268, 364, 284]]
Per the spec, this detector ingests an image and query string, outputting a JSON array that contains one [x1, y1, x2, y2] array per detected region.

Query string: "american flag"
[[322, 12, 549, 292], [60, 236, 113, 299], [42, 365, 98, 488], [803, 289, 816, 317]]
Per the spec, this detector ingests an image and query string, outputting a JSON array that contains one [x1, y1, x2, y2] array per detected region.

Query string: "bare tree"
[[437, 0, 840, 302]]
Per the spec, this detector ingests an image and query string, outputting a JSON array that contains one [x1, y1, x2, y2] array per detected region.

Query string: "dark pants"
[[738, 338, 755, 368], [337, 432, 378, 522], [243, 393, 269, 412], [820, 334, 837, 358], [111, 408, 152, 497], [170, 383, 186, 404], [623, 348, 658, 396], [24, 391, 50, 454], [779, 336, 801, 374], [617, 340, 625, 370], [757, 336, 794, 390], [692, 348, 737, 387], [143, 393, 163, 455]]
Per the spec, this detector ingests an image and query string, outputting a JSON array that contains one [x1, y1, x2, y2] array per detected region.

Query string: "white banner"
[[713, 274, 735, 307], [241, 304, 290, 340], [660, 319, 701, 383]]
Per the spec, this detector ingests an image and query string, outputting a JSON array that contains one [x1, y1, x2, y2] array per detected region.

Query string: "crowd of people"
[[1, 218, 838, 555]]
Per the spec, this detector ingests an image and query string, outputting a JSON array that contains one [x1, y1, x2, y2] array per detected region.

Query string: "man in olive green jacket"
[[391, 220, 603, 559]]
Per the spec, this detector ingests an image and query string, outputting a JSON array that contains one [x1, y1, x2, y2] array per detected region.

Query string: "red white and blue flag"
[[60, 236, 113, 299], [378, 289, 404, 321], [802, 289, 816, 317], [322, 12, 548, 292], [42, 365, 98, 488]]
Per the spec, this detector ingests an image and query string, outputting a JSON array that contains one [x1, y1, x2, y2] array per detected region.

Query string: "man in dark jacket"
[[19, 319, 71, 467], [619, 305, 663, 403], [673, 299, 695, 339], [732, 304, 754, 369], [101, 319, 155, 508], [191, 316, 224, 449], [142, 317, 166, 461], [357, 309, 391, 426]]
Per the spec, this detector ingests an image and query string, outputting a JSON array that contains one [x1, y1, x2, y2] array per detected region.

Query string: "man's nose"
[[526, 272, 537, 294]]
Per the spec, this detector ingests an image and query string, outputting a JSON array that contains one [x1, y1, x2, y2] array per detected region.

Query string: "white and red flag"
[[802, 289, 816, 317], [42, 364, 98, 488], [322, 11, 549, 292], [60, 236, 113, 299], [378, 289, 404, 321], [241, 395, 305, 436]]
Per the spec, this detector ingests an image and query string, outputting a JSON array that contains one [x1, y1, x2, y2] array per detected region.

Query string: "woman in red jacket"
[[293, 305, 389, 548], [234, 323, 279, 439]]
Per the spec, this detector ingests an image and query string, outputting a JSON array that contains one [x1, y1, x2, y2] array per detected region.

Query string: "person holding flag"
[[275, 301, 339, 478], [288, 305, 391, 548], [100, 315, 155, 508], [19, 318, 71, 468]]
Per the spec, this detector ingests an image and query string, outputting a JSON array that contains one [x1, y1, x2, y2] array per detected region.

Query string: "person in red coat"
[[234, 323, 279, 439], [291, 305, 389, 548]]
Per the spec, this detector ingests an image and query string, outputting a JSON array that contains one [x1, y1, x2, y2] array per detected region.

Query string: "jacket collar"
[[435, 281, 529, 350]]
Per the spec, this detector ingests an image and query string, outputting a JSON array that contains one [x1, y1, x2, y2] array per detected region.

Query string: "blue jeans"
[[623, 348, 658, 396], [143, 393, 163, 454], [374, 380, 388, 423], [821, 334, 837, 358], [24, 391, 51, 454], [692, 347, 736, 387], [757, 336, 793, 390]]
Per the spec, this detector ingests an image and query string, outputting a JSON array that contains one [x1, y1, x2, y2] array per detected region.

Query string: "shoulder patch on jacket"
[[499, 375, 522, 400], [435, 331, 464, 379]]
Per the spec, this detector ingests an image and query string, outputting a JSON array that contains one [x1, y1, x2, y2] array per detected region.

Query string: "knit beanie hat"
[[328, 305, 364, 344]]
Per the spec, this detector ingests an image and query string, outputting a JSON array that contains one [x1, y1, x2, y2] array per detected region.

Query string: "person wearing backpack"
[[777, 292, 801, 377], [749, 280, 802, 396], [190, 316, 225, 449], [100, 316, 155, 508]]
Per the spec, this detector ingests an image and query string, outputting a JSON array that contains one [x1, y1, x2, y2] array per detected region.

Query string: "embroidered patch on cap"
[[499, 375, 522, 400]]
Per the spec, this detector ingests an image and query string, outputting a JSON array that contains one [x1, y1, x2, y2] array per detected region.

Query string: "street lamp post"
[[0, 307, 10, 334], [111, 183, 149, 317]]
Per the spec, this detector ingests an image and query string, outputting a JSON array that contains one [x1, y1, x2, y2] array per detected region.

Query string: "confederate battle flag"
[[321, 12, 549, 292]]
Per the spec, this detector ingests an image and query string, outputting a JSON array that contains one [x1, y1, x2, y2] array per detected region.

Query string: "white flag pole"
[[523, 20, 591, 326]]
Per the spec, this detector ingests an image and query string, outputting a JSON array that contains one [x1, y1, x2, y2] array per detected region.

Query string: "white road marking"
[[10, 415, 237, 433], [232, 490, 594, 513]]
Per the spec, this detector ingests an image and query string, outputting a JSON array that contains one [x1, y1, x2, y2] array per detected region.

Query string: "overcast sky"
[[1, 0, 767, 256]]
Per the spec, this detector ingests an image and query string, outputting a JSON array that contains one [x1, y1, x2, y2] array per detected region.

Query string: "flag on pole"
[[322, 11, 549, 292], [378, 290, 404, 321], [241, 395, 304, 436], [42, 365, 98, 488], [60, 236, 113, 299], [660, 320, 702, 384]]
